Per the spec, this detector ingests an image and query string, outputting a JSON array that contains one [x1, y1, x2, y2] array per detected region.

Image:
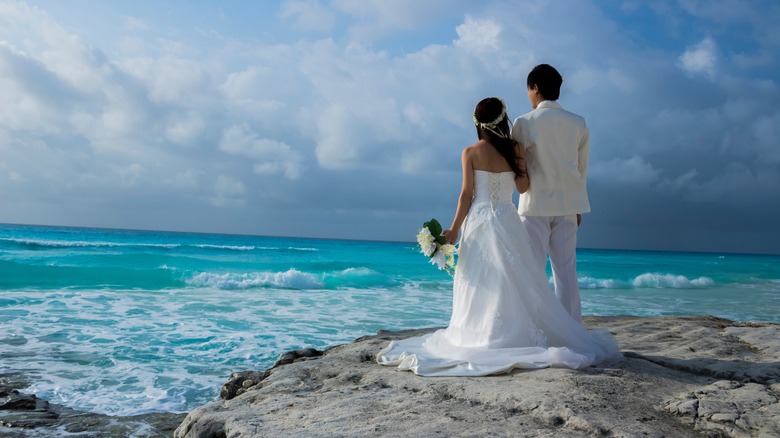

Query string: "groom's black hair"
[[527, 64, 563, 101]]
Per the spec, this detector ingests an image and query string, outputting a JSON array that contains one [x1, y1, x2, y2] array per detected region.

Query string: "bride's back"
[[470, 140, 514, 174]]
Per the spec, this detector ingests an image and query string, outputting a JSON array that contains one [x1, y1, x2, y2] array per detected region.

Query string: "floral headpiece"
[[472, 99, 508, 138]]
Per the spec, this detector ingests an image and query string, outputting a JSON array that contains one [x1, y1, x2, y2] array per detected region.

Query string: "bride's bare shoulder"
[[462, 141, 490, 171], [463, 139, 489, 155]]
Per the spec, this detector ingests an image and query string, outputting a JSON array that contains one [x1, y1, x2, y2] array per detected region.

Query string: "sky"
[[1, 0, 779, 254]]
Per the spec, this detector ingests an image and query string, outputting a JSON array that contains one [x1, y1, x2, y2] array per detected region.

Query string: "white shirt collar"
[[536, 100, 562, 110]]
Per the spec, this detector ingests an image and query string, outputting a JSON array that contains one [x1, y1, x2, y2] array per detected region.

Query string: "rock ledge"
[[176, 316, 780, 438]]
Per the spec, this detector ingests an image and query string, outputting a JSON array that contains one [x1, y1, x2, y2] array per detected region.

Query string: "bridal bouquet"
[[416, 218, 456, 275]]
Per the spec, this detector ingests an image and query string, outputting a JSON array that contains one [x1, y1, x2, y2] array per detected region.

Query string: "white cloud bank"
[[1, 0, 779, 253]]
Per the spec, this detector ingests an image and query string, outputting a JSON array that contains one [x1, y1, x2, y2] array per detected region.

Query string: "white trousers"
[[520, 214, 582, 322]]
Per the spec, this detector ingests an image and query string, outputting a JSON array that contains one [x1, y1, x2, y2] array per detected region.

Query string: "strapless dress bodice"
[[472, 170, 515, 206]]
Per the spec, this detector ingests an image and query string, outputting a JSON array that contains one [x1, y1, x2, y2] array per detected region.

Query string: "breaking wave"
[[185, 267, 389, 290], [577, 273, 715, 289]]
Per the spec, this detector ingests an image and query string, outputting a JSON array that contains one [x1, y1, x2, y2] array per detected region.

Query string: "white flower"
[[421, 242, 437, 257], [415, 219, 456, 275], [439, 244, 457, 269], [439, 244, 456, 255], [416, 227, 436, 257], [430, 250, 447, 269]]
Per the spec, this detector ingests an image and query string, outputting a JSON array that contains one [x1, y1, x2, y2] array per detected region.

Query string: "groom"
[[511, 64, 590, 322]]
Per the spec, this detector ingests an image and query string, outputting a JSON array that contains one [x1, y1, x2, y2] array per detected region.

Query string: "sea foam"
[[187, 269, 324, 290], [193, 244, 255, 251], [0, 237, 180, 249], [185, 267, 390, 290], [631, 273, 714, 288], [578, 276, 627, 289], [575, 273, 715, 289]]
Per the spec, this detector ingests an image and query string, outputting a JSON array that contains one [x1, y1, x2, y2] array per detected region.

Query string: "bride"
[[377, 97, 621, 376]]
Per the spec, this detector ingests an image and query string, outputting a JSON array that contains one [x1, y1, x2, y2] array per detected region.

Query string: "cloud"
[[677, 0, 764, 24], [314, 104, 360, 169], [122, 56, 212, 105], [589, 156, 661, 185], [1, 1, 779, 252], [279, 0, 336, 32], [678, 37, 718, 77], [454, 16, 501, 52], [164, 111, 206, 146], [731, 51, 773, 70], [0, 42, 84, 133], [330, 0, 469, 43], [212, 175, 246, 206], [123, 16, 148, 31], [164, 169, 204, 190], [117, 163, 144, 187], [219, 124, 303, 180], [751, 113, 780, 164], [659, 169, 699, 193]]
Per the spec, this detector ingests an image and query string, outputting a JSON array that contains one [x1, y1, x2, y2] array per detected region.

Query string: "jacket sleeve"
[[578, 122, 590, 178], [510, 117, 526, 145]]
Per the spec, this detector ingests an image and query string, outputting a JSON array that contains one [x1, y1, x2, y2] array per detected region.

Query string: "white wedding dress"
[[377, 170, 621, 376]]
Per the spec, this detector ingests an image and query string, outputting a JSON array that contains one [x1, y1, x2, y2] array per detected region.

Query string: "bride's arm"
[[443, 147, 475, 244], [514, 141, 529, 194]]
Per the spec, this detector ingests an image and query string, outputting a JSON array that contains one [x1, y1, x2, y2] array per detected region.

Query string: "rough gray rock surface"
[[175, 316, 780, 438], [0, 373, 187, 437]]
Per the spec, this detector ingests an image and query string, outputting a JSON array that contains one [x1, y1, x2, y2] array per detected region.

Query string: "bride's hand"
[[442, 229, 459, 244]]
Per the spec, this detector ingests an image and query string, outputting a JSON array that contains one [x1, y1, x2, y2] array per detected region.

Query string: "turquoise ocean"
[[1, 223, 779, 416]]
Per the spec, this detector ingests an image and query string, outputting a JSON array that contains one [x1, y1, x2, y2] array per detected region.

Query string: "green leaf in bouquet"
[[424, 218, 442, 237]]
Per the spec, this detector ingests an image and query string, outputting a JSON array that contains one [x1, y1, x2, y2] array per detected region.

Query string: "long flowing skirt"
[[377, 202, 621, 376]]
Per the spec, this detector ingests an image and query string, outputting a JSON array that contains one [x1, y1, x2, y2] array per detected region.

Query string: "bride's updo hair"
[[473, 97, 525, 178]]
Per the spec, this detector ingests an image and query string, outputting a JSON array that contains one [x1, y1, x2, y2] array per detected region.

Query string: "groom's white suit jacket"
[[511, 100, 590, 216]]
